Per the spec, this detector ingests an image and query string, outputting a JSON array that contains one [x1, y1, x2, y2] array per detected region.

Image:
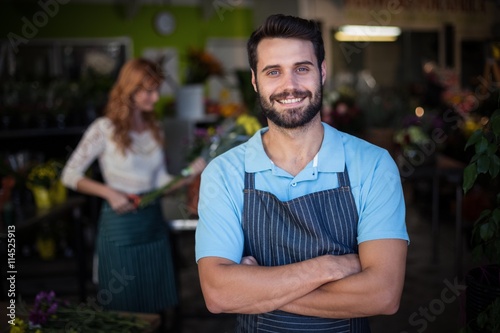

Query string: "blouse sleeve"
[[61, 119, 107, 190]]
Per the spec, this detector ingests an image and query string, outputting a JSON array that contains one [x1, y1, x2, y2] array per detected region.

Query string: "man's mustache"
[[270, 89, 312, 102]]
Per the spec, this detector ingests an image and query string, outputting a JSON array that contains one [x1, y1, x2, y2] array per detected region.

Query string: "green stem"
[[138, 174, 185, 208]]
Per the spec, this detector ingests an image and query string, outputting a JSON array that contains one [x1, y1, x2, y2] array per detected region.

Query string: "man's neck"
[[263, 118, 324, 176]]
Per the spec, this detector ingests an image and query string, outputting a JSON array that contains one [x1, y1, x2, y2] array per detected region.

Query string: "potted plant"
[[462, 102, 500, 332], [176, 47, 224, 120]]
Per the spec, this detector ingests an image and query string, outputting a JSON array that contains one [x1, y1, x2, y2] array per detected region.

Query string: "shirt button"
[[291, 183, 297, 187]]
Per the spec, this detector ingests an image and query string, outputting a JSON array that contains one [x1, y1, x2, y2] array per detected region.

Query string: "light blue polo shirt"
[[195, 122, 409, 264]]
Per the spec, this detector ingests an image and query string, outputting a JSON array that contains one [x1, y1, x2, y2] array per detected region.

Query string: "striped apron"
[[96, 199, 178, 313], [237, 165, 370, 332]]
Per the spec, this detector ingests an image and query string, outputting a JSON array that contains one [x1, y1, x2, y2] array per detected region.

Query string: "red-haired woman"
[[62, 58, 205, 328]]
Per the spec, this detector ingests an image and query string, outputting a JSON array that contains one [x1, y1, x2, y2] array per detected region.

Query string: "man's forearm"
[[198, 254, 360, 315], [279, 240, 407, 318]]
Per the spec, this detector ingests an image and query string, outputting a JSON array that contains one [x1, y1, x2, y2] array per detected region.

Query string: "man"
[[195, 14, 409, 333]]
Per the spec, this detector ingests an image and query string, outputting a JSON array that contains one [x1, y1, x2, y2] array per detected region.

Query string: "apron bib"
[[238, 167, 370, 333]]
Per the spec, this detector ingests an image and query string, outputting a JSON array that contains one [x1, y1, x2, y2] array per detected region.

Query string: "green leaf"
[[487, 142, 499, 155], [476, 136, 489, 154], [493, 208, 500, 224], [465, 130, 482, 150], [480, 222, 495, 240], [490, 155, 500, 178], [477, 155, 490, 174], [477, 209, 492, 220], [472, 244, 484, 261], [491, 111, 500, 135], [463, 163, 478, 193]]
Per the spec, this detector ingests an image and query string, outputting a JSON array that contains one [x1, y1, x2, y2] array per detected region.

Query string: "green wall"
[[2, 2, 253, 53], [1, 2, 254, 115]]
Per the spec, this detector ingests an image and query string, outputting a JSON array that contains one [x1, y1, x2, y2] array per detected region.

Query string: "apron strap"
[[337, 166, 351, 188], [244, 171, 255, 190]]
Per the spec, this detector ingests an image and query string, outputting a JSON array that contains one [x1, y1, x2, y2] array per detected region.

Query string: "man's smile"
[[277, 97, 305, 105]]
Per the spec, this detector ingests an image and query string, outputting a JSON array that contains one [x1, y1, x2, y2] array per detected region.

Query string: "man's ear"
[[321, 60, 327, 85], [251, 69, 257, 92]]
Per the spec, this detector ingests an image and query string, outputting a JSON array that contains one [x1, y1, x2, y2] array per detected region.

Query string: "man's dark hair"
[[247, 14, 325, 73]]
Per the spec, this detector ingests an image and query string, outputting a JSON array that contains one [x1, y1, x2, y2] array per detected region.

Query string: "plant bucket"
[[465, 265, 500, 332]]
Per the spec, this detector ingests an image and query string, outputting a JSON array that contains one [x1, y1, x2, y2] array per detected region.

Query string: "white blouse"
[[61, 117, 173, 194]]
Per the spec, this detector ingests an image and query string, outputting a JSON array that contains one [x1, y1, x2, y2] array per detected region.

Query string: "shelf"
[[0, 127, 86, 139]]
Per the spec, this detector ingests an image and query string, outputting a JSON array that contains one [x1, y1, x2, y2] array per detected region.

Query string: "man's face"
[[251, 38, 326, 129]]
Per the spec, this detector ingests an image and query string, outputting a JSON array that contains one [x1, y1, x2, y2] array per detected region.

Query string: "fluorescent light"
[[335, 25, 401, 42]]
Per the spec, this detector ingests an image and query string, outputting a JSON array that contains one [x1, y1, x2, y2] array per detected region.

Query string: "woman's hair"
[[247, 14, 325, 74], [104, 58, 165, 154]]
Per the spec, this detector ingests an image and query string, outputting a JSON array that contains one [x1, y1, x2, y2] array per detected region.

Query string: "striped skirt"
[[96, 200, 178, 313]]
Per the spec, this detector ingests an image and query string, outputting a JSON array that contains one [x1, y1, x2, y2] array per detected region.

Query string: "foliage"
[[184, 47, 224, 84], [462, 97, 500, 332], [26, 164, 58, 189], [463, 109, 500, 264], [188, 114, 261, 163], [10, 291, 149, 333], [322, 86, 365, 136], [139, 113, 261, 208]]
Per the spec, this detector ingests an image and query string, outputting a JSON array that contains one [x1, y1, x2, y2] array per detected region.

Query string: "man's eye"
[[267, 70, 279, 76], [297, 67, 309, 72]]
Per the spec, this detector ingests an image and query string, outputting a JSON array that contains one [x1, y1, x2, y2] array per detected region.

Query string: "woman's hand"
[[106, 189, 136, 214]]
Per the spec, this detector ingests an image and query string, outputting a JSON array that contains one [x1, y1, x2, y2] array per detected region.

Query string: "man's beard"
[[257, 84, 323, 129]]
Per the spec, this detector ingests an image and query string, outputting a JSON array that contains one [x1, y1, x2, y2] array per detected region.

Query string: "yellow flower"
[[9, 318, 27, 333], [236, 114, 262, 136], [463, 118, 482, 137]]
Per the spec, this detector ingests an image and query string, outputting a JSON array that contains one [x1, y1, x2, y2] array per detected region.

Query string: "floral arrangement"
[[10, 291, 149, 333], [322, 87, 365, 136], [26, 164, 58, 189], [184, 47, 224, 84], [394, 124, 431, 150], [393, 113, 444, 167], [26, 160, 67, 208], [138, 112, 261, 208]]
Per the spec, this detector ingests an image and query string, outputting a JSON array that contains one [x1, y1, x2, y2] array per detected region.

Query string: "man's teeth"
[[279, 98, 302, 104]]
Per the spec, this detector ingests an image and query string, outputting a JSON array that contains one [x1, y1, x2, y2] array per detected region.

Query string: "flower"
[[138, 112, 262, 208], [184, 47, 224, 84], [26, 164, 58, 189], [12, 291, 150, 333]]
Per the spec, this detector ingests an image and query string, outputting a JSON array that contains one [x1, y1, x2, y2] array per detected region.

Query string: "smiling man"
[[195, 14, 409, 333]]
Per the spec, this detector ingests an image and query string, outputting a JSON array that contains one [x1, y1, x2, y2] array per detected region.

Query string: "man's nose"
[[280, 70, 300, 91]]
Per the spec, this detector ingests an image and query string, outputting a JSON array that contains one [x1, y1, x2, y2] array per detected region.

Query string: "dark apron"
[[237, 167, 370, 333]]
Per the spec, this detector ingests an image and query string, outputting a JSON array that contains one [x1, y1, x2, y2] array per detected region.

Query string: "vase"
[[50, 180, 67, 205], [31, 186, 52, 209], [176, 84, 205, 120]]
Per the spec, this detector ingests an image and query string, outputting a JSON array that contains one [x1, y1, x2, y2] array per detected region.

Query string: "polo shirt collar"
[[244, 123, 345, 173]]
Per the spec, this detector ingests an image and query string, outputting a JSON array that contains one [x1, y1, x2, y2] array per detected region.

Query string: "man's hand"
[[241, 256, 259, 266], [328, 253, 361, 281]]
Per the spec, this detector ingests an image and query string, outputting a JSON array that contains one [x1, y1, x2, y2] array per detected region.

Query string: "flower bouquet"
[[26, 160, 67, 209], [137, 113, 262, 208], [10, 291, 150, 333], [184, 47, 224, 84]]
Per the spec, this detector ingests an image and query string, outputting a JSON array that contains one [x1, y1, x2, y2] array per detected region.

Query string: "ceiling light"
[[335, 25, 401, 42]]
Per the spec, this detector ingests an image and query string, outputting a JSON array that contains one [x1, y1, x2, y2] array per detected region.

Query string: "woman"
[[61, 58, 205, 323]]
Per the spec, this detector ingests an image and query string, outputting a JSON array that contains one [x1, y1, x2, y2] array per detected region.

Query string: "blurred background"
[[1, 0, 500, 332]]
